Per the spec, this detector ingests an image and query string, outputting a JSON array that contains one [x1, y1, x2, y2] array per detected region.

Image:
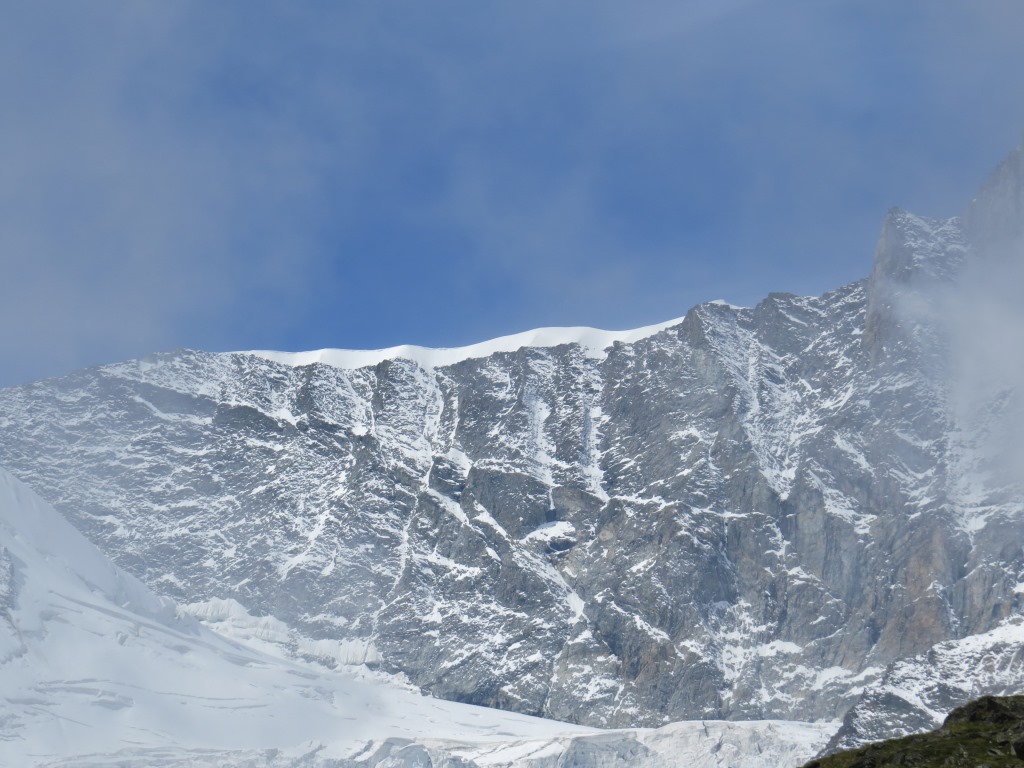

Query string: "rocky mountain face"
[[0, 142, 1022, 743], [0, 464, 832, 768]]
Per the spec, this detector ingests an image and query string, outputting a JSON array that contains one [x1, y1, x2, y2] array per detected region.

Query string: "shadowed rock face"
[[0, 141, 1022, 735]]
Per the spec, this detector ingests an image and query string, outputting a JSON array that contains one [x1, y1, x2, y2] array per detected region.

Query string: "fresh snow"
[[244, 318, 685, 371]]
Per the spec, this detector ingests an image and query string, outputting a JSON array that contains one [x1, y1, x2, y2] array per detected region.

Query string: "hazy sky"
[[2, 1, 1024, 386]]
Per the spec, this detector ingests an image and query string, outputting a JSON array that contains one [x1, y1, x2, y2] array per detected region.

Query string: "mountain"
[[0, 138, 1021, 751], [0, 464, 833, 766]]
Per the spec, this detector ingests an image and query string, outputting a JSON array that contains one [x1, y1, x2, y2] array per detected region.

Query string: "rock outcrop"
[[805, 695, 1024, 768]]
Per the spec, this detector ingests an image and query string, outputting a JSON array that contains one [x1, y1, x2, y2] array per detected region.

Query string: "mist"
[[947, 239, 1024, 505], [891, 141, 1024, 515]]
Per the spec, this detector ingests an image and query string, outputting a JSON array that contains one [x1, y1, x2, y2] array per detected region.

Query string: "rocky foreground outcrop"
[[804, 695, 1024, 768]]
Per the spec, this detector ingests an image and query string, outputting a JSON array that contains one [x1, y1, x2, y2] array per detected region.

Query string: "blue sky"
[[2, 1, 1024, 387]]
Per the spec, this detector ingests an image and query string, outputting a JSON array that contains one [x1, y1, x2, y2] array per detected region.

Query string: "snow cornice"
[[242, 316, 691, 371]]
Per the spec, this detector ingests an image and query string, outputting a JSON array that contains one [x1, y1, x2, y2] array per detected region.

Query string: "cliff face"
[[0, 142, 1022, 737]]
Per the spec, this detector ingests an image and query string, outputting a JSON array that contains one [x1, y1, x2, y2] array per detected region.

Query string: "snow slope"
[[246, 317, 684, 371], [0, 466, 833, 766]]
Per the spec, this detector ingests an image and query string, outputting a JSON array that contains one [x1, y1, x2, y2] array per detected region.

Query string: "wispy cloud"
[[0, 4, 371, 383], [2, 2, 1024, 385]]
